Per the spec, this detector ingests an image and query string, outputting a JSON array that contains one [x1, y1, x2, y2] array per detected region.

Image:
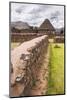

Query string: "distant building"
[[11, 19, 55, 34], [11, 19, 56, 42], [38, 19, 55, 36]]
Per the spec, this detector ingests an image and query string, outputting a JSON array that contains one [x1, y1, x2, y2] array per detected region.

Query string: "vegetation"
[[11, 42, 20, 49], [47, 43, 64, 95]]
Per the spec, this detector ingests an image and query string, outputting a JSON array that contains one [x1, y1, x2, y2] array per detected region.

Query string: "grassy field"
[[47, 43, 64, 95], [11, 42, 20, 49]]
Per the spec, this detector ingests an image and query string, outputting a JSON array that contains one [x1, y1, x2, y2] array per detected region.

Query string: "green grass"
[[47, 43, 64, 95]]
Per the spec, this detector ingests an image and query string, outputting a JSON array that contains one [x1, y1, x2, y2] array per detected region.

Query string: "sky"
[[11, 3, 64, 28]]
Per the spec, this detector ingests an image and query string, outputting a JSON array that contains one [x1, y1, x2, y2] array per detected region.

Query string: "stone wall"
[[11, 32, 55, 43], [54, 36, 64, 43], [11, 33, 37, 42], [10, 35, 49, 97]]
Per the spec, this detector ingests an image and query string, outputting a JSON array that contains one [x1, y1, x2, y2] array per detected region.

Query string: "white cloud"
[[11, 3, 64, 28]]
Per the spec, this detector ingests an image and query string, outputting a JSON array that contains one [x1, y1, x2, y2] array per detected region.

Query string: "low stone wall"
[[11, 33, 37, 42], [10, 35, 48, 97], [54, 36, 64, 43], [11, 32, 55, 43]]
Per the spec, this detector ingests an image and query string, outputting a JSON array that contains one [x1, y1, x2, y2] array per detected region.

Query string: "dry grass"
[[11, 42, 20, 49]]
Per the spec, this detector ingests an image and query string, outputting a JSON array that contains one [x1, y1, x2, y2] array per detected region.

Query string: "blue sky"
[[11, 3, 64, 28]]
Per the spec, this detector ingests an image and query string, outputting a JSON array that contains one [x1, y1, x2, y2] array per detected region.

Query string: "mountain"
[[11, 21, 30, 30]]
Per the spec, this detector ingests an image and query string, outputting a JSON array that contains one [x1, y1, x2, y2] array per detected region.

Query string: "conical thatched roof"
[[11, 21, 30, 30], [39, 19, 55, 31]]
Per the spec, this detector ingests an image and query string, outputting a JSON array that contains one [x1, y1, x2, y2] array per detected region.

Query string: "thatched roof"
[[39, 19, 55, 31], [11, 21, 30, 30]]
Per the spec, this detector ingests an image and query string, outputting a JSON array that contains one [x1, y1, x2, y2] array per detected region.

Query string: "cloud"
[[11, 3, 64, 28], [50, 11, 60, 22]]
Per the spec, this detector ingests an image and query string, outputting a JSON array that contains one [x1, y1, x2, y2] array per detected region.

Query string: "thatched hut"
[[11, 19, 56, 42], [38, 19, 55, 36]]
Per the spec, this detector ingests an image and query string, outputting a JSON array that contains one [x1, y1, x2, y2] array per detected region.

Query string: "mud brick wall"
[[11, 33, 37, 42], [54, 36, 64, 43], [10, 35, 48, 97]]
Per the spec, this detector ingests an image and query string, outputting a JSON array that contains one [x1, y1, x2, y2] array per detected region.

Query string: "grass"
[[47, 43, 64, 95], [11, 42, 20, 49]]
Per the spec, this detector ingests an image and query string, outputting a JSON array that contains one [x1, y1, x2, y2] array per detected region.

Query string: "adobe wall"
[[11, 31, 55, 43], [54, 36, 64, 43], [10, 35, 49, 97], [11, 34, 38, 42]]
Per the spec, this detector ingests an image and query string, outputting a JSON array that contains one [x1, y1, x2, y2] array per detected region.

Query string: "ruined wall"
[[54, 36, 64, 43], [10, 35, 49, 97], [11, 32, 55, 43], [11, 34, 37, 42]]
